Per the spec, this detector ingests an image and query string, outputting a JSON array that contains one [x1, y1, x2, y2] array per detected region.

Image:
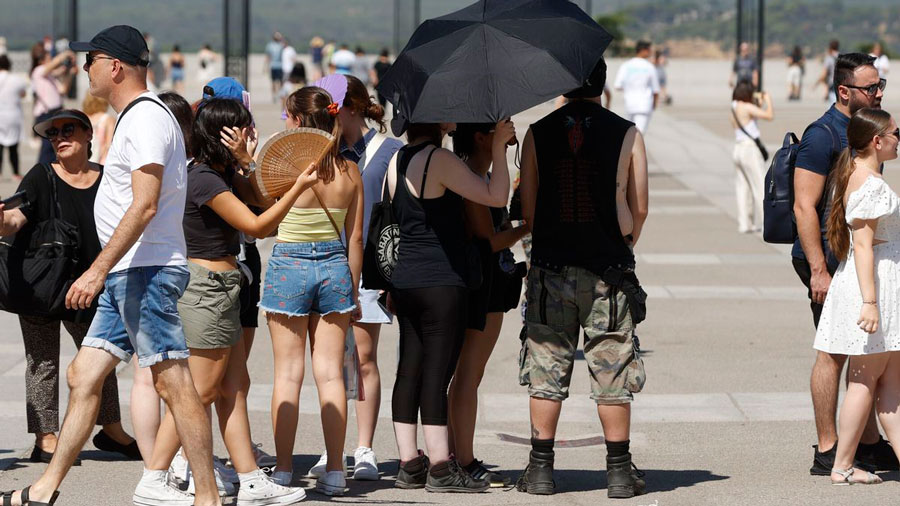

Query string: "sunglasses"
[[85, 53, 115, 68], [890, 128, 900, 140], [43, 122, 79, 141], [845, 78, 887, 97]]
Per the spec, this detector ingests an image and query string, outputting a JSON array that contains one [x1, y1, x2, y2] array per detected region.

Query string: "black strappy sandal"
[[1, 486, 59, 506]]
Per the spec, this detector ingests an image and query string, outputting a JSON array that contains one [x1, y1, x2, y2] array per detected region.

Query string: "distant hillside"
[[1, 0, 899, 58]]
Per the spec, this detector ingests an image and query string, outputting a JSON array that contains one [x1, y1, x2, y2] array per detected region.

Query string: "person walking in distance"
[[0, 25, 221, 506], [265, 32, 284, 103], [516, 58, 649, 499], [792, 52, 898, 477], [730, 41, 759, 88], [814, 40, 840, 104], [730, 82, 774, 233], [613, 40, 660, 134]]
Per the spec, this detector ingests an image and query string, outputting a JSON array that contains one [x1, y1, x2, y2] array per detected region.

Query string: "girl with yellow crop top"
[[260, 86, 364, 497]]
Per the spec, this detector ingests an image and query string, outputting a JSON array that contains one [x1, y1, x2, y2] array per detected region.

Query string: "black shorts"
[[239, 242, 262, 328], [270, 68, 284, 82]]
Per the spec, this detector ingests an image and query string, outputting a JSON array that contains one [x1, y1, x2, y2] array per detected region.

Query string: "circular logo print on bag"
[[377, 224, 400, 281]]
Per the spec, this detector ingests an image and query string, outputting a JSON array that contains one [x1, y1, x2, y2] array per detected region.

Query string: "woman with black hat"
[[0, 109, 138, 463]]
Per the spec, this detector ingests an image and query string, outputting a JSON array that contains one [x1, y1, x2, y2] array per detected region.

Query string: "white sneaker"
[[215, 458, 240, 484], [168, 448, 189, 484], [237, 469, 306, 505], [316, 470, 347, 496], [186, 464, 237, 496], [352, 447, 379, 480], [133, 469, 195, 506], [306, 452, 346, 478], [271, 470, 293, 486]]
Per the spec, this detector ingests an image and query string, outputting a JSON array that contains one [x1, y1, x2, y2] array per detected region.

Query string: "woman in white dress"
[[814, 108, 900, 485]]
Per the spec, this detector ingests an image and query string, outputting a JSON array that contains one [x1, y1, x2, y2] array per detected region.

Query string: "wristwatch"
[[245, 160, 257, 173]]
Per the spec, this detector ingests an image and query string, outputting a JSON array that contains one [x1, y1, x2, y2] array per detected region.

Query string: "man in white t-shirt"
[[613, 40, 660, 134], [331, 44, 356, 75], [871, 42, 890, 79], [281, 40, 297, 78], [0, 25, 220, 506]]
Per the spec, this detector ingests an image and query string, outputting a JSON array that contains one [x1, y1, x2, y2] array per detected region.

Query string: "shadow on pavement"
[[553, 468, 729, 493]]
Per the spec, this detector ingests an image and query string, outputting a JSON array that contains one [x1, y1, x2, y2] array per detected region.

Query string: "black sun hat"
[[69, 25, 150, 67]]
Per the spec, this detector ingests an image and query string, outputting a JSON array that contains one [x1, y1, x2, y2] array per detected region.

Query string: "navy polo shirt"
[[340, 128, 403, 244], [791, 105, 849, 267]]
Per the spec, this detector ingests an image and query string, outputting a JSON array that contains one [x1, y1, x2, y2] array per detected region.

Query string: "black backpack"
[[762, 121, 840, 244]]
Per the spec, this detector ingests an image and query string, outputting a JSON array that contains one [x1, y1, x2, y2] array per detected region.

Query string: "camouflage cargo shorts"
[[519, 265, 646, 404]]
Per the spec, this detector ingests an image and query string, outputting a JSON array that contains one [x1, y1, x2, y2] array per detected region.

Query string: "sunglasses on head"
[[85, 53, 115, 68], [43, 122, 79, 141], [845, 78, 887, 97]]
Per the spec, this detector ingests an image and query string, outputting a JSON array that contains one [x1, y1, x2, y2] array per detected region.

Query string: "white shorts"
[[628, 113, 651, 134], [357, 285, 392, 324]]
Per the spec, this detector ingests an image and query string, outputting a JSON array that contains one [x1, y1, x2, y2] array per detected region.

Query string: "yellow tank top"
[[277, 207, 347, 243]]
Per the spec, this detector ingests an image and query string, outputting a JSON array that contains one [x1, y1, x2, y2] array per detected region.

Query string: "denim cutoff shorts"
[[82, 265, 190, 368], [260, 240, 356, 317]]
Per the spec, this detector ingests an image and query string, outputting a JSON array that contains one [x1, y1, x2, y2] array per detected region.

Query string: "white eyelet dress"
[[814, 175, 900, 355]]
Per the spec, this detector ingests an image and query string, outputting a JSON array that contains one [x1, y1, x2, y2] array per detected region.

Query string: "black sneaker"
[[425, 460, 489, 493], [92, 430, 142, 460], [810, 443, 836, 476], [395, 453, 429, 489], [856, 437, 900, 472], [515, 450, 555, 495], [606, 453, 646, 499], [463, 459, 510, 488]]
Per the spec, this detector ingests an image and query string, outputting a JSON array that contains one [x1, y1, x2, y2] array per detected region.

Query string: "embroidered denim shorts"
[[260, 240, 356, 317]]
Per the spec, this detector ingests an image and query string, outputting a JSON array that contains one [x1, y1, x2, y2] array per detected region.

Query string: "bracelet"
[[863, 300, 878, 305]]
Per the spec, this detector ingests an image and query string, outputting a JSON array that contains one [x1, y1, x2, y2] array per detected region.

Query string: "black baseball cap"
[[70, 25, 150, 67]]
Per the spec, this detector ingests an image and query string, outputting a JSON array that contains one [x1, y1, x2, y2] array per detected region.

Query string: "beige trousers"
[[733, 139, 766, 232]]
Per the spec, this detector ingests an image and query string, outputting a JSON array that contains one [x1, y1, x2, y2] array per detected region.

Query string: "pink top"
[[31, 65, 62, 116]]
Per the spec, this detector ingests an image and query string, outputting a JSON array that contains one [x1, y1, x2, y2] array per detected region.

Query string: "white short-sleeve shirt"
[[94, 91, 187, 273], [613, 57, 661, 115]]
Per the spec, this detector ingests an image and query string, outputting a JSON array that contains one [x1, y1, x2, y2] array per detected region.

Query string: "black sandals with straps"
[[1, 486, 60, 506]]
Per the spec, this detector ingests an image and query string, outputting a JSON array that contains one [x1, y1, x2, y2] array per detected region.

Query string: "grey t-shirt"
[[182, 162, 241, 259], [734, 57, 758, 83]]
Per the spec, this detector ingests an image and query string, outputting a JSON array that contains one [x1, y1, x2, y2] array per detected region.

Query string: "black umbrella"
[[377, 0, 612, 135]]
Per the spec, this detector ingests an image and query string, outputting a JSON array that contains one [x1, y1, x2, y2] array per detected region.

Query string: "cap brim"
[[69, 41, 98, 52], [33, 113, 91, 139]]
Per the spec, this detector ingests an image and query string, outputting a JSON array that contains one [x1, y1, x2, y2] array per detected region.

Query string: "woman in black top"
[[143, 99, 313, 502], [448, 123, 530, 487], [0, 109, 138, 462], [387, 119, 515, 492]]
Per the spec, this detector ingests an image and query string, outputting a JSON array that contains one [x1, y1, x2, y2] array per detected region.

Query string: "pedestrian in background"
[[265, 32, 284, 102], [168, 44, 185, 95], [787, 45, 805, 101], [30, 43, 76, 165], [372, 49, 392, 109], [871, 42, 890, 79], [613, 40, 660, 134], [0, 54, 27, 179], [730, 41, 759, 88], [814, 40, 840, 104], [730, 82, 773, 234], [81, 94, 114, 164]]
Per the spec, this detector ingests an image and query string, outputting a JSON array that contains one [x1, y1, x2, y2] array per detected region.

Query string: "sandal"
[[831, 467, 882, 485], [1, 486, 60, 506]]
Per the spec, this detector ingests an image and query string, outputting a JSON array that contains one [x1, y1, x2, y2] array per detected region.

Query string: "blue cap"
[[202, 77, 245, 101]]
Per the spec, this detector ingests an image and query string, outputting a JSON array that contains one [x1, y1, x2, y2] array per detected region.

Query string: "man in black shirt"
[[516, 58, 650, 499]]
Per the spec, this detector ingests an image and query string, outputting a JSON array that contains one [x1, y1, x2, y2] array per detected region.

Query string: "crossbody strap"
[[731, 106, 760, 142], [360, 132, 387, 174]]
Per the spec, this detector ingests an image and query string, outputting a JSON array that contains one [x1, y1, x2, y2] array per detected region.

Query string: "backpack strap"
[[114, 96, 176, 135]]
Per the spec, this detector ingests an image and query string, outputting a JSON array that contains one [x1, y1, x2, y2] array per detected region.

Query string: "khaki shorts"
[[519, 265, 646, 404], [177, 262, 243, 349]]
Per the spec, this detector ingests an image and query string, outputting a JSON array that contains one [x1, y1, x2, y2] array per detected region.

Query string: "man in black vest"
[[516, 58, 649, 498]]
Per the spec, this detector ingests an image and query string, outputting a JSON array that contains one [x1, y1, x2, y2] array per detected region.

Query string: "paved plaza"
[[1, 56, 900, 504]]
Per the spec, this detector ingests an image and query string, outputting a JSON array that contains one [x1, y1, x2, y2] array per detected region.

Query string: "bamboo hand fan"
[[254, 127, 336, 199]]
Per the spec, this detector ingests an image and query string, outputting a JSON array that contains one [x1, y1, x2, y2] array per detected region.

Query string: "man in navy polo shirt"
[[792, 52, 897, 476]]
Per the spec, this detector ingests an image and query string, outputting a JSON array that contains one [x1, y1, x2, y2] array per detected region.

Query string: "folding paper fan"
[[254, 127, 336, 199]]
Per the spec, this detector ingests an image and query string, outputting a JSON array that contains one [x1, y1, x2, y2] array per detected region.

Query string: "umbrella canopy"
[[377, 0, 612, 134]]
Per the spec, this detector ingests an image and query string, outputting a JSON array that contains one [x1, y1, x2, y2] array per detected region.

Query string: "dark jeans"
[[792, 256, 839, 329]]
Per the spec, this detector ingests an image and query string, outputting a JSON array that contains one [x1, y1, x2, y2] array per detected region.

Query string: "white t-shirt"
[[331, 49, 356, 75], [0, 71, 27, 146], [872, 54, 890, 78], [95, 92, 187, 273], [281, 45, 297, 75], [613, 57, 661, 115]]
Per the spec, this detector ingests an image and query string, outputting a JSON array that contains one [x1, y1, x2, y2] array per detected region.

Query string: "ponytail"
[[826, 147, 854, 261]]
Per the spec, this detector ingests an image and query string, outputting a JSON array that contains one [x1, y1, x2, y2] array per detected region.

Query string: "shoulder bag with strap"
[[732, 106, 769, 161], [359, 131, 387, 174], [310, 186, 365, 402], [0, 164, 87, 321], [362, 149, 402, 291]]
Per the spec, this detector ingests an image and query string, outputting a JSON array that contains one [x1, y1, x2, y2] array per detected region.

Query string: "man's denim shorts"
[[82, 265, 191, 368], [260, 240, 356, 317]]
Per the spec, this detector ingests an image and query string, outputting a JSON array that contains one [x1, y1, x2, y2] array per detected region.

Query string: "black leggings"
[[392, 285, 467, 425], [0, 143, 19, 176]]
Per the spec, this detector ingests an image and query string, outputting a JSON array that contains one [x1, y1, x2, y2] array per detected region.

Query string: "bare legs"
[[309, 313, 350, 472], [811, 350, 880, 451], [216, 341, 257, 473], [448, 313, 503, 465], [131, 360, 162, 461], [269, 313, 309, 474], [352, 322, 381, 449]]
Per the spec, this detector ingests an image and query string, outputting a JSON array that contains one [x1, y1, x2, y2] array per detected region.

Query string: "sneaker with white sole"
[[316, 470, 348, 496], [307, 453, 346, 478], [133, 469, 195, 506], [169, 449, 190, 484], [353, 447, 379, 481], [271, 470, 293, 486], [237, 469, 306, 505], [186, 464, 237, 497]]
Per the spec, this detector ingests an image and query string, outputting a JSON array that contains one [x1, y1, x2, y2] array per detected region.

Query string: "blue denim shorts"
[[260, 241, 356, 317], [82, 265, 191, 368]]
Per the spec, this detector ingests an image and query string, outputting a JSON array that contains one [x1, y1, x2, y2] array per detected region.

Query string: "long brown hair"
[[827, 108, 893, 260], [285, 86, 347, 182], [343, 74, 386, 133]]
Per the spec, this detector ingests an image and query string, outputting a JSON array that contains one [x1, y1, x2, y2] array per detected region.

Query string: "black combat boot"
[[515, 449, 555, 495], [606, 453, 646, 499]]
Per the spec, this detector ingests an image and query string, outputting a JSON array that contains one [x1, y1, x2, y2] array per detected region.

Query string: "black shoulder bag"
[[362, 149, 403, 291], [0, 164, 86, 321]]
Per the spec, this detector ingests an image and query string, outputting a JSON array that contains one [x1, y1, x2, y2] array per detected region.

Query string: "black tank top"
[[530, 100, 635, 274], [391, 142, 467, 289]]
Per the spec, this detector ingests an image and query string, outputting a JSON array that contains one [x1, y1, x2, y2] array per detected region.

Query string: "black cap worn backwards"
[[70, 25, 150, 67]]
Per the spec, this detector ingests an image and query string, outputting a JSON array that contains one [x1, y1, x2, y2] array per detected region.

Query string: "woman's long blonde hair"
[[826, 108, 893, 260]]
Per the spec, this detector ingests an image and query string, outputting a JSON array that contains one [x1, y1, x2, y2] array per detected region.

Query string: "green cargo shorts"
[[177, 261, 243, 349], [519, 265, 646, 404]]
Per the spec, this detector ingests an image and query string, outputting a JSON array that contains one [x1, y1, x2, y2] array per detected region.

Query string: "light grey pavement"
[[2, 56, 900, 505]]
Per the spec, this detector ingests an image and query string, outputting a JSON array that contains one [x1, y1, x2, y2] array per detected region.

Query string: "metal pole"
[[757, 0, 764, 91], [414, 0, 421, 28], [736, 0, 743, 57], [69, 0, 77, 98], [242, 0, 250, 89], [393, 0, 400, 54], [585, 0, 592, 16]]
